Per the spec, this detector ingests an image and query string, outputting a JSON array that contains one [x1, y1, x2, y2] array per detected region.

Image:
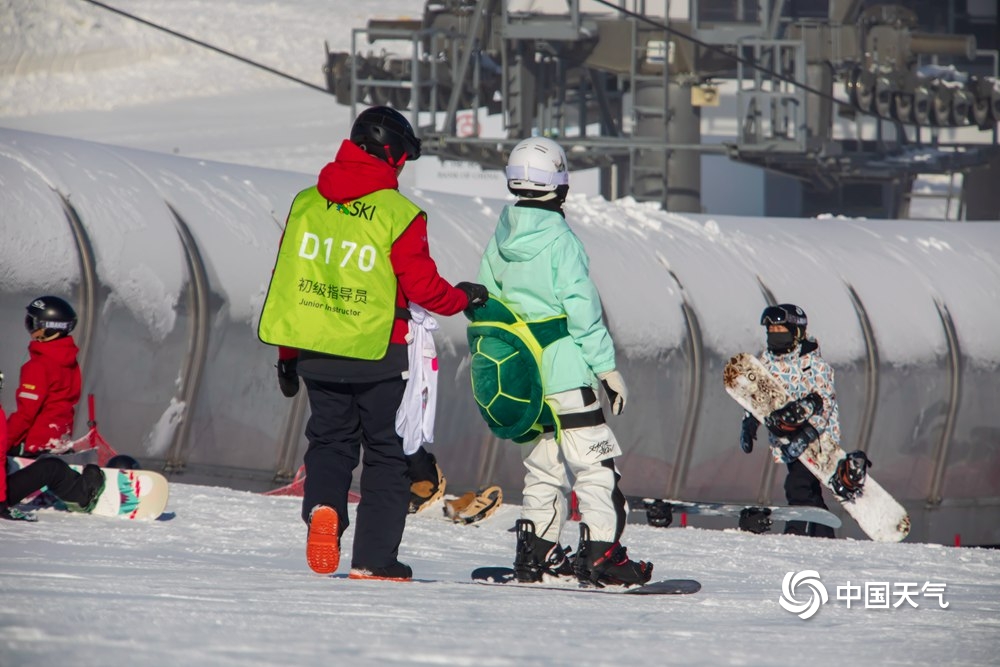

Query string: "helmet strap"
[[31, 329, 63, 342], [385, 145, 406, 169], [520, 191, 557, 201]]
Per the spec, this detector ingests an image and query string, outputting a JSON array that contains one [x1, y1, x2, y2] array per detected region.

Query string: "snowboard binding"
[[765, 392, 823, 435], [643, 499, 673, 528], [513, 519, 575, 583], [738, 507, 773, 534], [830, 451, 872, 500]]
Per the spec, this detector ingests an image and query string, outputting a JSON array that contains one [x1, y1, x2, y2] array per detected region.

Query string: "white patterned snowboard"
[[11, 457, 169, 520]]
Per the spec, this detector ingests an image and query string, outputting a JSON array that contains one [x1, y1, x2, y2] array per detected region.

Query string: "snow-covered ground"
[[2, 2, 999, 665], [2, 486, 999, 667]]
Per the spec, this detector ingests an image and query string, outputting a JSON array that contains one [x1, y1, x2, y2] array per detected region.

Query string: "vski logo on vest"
[[330, 200, 377, 220], [779, 570, 829, 619]]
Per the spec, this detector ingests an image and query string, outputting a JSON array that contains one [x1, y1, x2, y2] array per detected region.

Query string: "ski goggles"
[[505, 164, 569, 186], [760, 306, 806, 327], [25, 314, 74, 333]]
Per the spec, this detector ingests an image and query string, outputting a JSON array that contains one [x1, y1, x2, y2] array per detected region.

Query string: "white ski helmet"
[[505, 136, 569, 194]]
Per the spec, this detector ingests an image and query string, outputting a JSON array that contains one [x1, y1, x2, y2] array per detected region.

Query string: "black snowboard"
[[471, 567, 701, 595]]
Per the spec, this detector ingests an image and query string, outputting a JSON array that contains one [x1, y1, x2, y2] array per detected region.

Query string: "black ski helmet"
[[107, 455, 141, 470], [760, 303, 807, 330], [761, 303, 807, 352], [350, 106, 422, 166], [25, 295, 77, 339]]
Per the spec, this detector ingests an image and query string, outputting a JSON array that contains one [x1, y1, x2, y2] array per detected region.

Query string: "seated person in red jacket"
[[1, 372, 104, 521], [6, 296, 82, 457]]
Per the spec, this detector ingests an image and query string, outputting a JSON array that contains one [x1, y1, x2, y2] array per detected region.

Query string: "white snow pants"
[[520, 387, 623, 544]]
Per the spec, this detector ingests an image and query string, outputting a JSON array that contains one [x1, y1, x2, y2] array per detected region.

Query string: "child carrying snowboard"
[[738, 303, 870, 537], [474, 136, 652, 586]]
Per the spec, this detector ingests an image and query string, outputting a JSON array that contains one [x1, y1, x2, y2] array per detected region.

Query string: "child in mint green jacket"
[[476, 137, 652, 587]]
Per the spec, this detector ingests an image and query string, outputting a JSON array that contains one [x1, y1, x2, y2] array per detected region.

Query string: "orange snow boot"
[[306, 505, 340, 574]]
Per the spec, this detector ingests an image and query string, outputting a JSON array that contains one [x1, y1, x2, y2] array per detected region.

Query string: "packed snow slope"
[[2, 485, 1000, 667]]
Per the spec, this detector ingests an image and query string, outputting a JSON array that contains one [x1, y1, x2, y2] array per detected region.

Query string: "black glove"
[[739, 507, 773, 534], [740, 412, 759, 454], [779, 423, 819, 460], [456, 282, 489, 309], [276, 357, 299, 398]]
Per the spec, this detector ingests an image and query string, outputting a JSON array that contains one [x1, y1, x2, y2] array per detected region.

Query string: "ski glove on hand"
[[276, 357, 299, 398], [456, 282, 489, 309], [598, 370, 628, 415], [740, 412, 759, 454], [779, 423, 819, 460]]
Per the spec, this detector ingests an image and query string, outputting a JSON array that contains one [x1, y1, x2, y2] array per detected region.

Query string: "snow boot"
[[306, 505, 341, 574], [830, 450, 872, 500], [0, 504, 37, 522], [573, 523, 653, 587], [348, 561, 413, 581], [65, 464, 106, 514], [512, 519, 575, 583]]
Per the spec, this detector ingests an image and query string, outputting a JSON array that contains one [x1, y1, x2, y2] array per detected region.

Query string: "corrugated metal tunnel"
[[2, 128, 998, 545]]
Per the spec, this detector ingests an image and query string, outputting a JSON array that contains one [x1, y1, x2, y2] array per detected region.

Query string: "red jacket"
[[279, 140, 469, 362], [1, 405, 7, 502], [5, 336, 82, 455]]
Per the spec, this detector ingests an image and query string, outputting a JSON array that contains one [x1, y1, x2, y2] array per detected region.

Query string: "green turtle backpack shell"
[[466, 298, 568, 443]]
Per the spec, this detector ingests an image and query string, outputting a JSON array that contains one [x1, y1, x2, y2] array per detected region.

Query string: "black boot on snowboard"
[[573, 523, 653, 588], [830, 451, 872, 500], [513, 519, 575, 583], [71, 464, 106, 513]]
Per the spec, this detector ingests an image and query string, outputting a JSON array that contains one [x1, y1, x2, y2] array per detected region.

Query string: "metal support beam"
[[163, 204, 211, 474]]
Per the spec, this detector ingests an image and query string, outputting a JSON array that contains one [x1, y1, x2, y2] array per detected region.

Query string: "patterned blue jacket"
[[759, 337, 841, 460]]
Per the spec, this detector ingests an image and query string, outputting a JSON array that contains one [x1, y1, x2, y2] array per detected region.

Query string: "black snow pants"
[[300, 377, 409, 569], [784, 459, 835, 538], [4, 456, 96, 507]]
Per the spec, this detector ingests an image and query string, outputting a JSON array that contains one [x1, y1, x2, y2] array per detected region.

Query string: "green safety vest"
[[258, 187, 420, 360]]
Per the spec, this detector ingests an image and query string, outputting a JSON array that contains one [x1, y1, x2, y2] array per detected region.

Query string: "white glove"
[[597, 369, 628, 415]]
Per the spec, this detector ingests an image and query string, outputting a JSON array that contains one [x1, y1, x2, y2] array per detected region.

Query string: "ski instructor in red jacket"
[[258, 106, 488, 580]]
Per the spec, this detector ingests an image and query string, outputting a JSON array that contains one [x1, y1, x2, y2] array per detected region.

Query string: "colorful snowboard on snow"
[[471, 567, 701, 595], [723, 352, 910, 542], [10, 457, 169, 520]]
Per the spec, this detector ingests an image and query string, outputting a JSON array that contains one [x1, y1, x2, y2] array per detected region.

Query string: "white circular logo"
[[779, 570, 829, 619]]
